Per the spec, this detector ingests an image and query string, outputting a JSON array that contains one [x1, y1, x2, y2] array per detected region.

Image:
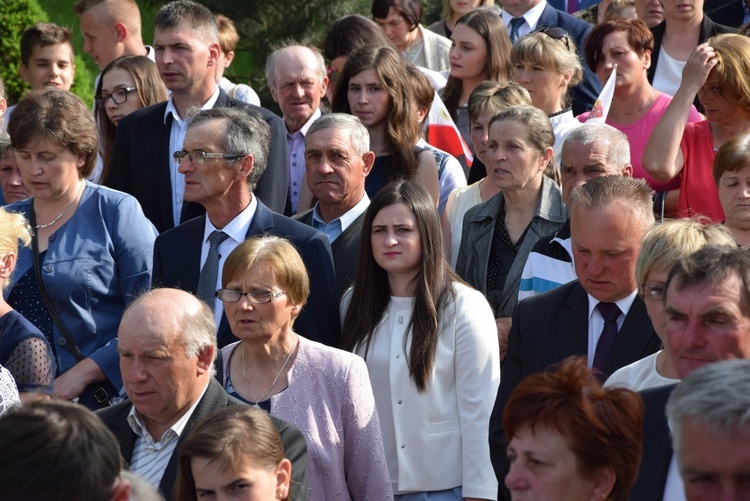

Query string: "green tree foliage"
[[0, 0, 94, 106]]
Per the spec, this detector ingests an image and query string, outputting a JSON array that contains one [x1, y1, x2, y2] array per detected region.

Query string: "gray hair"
[[188, 107, 270, 192], [154, 0, 218, 42], [306, 113, 370, 156], [0, 132, 11, 157], [665, 244, 750, 318], [563, 123, 631, 169], [667, 359, 750, 458], [266, 43, 327, 88], [569, 175, 654, 230]]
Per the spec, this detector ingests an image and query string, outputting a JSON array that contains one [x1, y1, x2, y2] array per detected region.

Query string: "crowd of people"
[[0, 0, 750, 500]]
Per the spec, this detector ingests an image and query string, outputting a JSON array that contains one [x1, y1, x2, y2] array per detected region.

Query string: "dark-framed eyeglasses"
[[534, 26, 572, 51], [216, 289, 287, 304], [95, 87, 138, 107], [641, 283, 665, 301], [173, 150, 247, 165]]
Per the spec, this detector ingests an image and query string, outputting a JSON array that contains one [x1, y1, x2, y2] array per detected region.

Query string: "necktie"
[[567, 0, 579, 14], [593, 302, 621, 376], [509, 17, 525, 44], [197, 230, 229, 305]]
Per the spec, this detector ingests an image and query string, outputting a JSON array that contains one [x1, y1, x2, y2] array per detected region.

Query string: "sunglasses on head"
[[534, 26, 572, 51]]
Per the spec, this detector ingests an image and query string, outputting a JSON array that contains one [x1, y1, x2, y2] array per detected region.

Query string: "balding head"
[[561, 123, 633, 204], [118, 289, 216, 438], [267, 44, 328, 132]]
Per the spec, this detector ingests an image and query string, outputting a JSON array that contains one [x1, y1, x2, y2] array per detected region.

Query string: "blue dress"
[[0, 309, 55, 394]]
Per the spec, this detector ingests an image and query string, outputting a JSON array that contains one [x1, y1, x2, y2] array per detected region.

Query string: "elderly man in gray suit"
[[295, 114, 375, 299]]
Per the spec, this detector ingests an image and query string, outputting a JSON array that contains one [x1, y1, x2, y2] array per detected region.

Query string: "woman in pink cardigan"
[[218, 235, 391, 501]]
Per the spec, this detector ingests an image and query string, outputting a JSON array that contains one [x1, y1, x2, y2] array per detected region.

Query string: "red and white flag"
[[586, 65, 617, 124], [427, 92, 473, 167]]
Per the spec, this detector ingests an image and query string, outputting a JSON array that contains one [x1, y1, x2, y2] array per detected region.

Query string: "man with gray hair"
[[266, 44, 328, 214], [518, 123, 634, 300], [666, 359, 750, 500], [152, 107, 339, 348], [295, 113, 375, 298], [631, 244, 750, 500], [108, 0, 288, 233], [97, 288, 307, 500], [491, 175, 660, 500]]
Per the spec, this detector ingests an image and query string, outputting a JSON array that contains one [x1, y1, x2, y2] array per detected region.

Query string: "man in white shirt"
[[108, 0, 289, 233], [267, 44, 328, 214], [151, 107, 340, 349], [97, 288, 308, 500], [490, 176, 661, 500], [294, 114, 374, 299], [632, 245, 750, 501]]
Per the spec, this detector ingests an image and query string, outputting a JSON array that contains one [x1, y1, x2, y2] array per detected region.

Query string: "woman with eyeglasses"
[[580, 19, 701, 217], [95, 55, 168, 184], [604, 219, 734, 391], [5, 89, 156, 409], [512, 27, 583, 162], [218, 235, 392, 501]]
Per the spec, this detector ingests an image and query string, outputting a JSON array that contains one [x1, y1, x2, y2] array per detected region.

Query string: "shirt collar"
[[586, 289, 638, 320], [127, 380, 210, 443], [163, 86, 221, 124], [502, 0, 547, 30], [312, 192, 370, 231], [288, 108, 322, 137], [203, 195, 258, 245]]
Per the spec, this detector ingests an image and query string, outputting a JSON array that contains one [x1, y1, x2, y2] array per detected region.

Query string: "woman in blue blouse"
[[6, 89, 156, 408]]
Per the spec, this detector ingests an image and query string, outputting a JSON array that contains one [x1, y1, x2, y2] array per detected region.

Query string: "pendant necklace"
[[35, 181, 84, 229], [241, 337, 298, 409]]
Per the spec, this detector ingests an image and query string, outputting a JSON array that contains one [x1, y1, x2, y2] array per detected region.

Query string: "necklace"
[[610, 89, 657, 116], [241, 337, 298, 408], [35, 181, 83, 229]]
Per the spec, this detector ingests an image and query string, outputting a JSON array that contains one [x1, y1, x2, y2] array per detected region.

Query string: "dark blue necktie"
[[593, 302, 621, 376]]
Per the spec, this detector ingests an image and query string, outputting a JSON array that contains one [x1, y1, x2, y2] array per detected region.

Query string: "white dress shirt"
[[502, 1, 547, 39], [287, 108, 322, 214]]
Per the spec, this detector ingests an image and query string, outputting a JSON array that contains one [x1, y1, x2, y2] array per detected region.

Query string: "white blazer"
[[342, 283, 500, 499]]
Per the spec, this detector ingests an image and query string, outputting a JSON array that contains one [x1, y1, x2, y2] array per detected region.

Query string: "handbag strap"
[[28, 200, 85, 363]]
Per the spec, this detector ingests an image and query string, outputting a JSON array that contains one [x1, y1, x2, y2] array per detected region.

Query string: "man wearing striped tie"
[[97, 288, 309, 500]]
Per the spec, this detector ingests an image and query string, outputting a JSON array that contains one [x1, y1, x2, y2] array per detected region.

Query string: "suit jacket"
[[536, 4, 602, 116], [107, 90, 289, 233], [707, 0, 745, 27], [96, 379, 308, 501], [294, 209, 365, 300], [630, 384, 677, 500], [547, 0, 600, 13], [489, 280, 661, 500], [152, 199, 340, 348], [648, 17, 736, 112]]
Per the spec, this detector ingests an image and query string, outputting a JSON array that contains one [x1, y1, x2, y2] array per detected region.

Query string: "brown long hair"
[[341, 181, 459, 392], [441, 9, 512, 121], [95, 55, 168, 183], [331, 45, 420, 182]]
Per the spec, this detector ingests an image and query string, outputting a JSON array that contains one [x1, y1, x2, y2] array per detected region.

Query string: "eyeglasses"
[[173, 150, 247, 165], [216, 289, 287, 304], [641, 283, 665, 301], [95, 87, 137, 107], [534, 26, 572, 51]]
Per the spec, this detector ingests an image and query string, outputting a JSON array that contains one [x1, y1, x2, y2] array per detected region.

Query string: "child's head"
[[19, 22, 75, 91]]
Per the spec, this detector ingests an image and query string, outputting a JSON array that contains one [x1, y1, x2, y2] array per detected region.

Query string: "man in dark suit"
[[501, 0, 602, 115], [97, 288, 308, 501], [151, 107, 339, 348], [706, 0, 749, 27], [490, 176, 661, 500], [294, 114, 374, 299], [631, 245, 750, 500], [107, 0, 287, 233]]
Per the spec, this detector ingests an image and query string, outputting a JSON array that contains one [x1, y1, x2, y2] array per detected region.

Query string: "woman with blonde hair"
[[218, 235, 391, 500], [176, 406, 293, 501], [0, 207, 54, 400], [512, 28, 583, 161], [332, 45, 439, 203]]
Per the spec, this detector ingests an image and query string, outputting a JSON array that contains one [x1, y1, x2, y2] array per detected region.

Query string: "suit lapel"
[[182, 215, 207, 293], [557, 282, 589, 359], [604, 296, 658, 376], [154, 111, 176, 232]]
